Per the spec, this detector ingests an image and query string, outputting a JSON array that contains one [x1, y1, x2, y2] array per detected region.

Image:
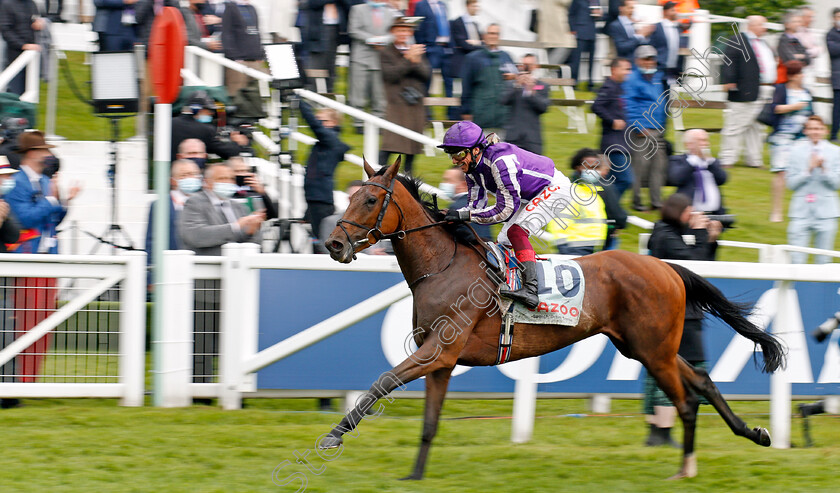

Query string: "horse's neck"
[[390, 196, 456, 289]]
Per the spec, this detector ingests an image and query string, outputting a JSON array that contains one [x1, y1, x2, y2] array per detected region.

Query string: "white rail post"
[[21, 50, 41, 104], [119, 252, 147, 407], [45, 49, 63, 140], [769, 245, 792, 449], [159, 250, 195, 407], [219, 243, 261, 409], [363, 120, 379, 172], [511, 356, 540, 443], [686, 10, 711, 75]]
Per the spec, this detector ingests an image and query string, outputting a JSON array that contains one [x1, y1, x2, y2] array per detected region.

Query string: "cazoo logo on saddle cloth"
[[512, 258, 585, 326]]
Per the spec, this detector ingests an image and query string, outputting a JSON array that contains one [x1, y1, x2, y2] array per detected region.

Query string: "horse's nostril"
[[329, 240, 343, 252]]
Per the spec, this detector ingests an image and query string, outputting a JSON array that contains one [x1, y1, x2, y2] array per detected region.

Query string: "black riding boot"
[[645, 424, 679, 447], [799, 401, 825, 417], [500, 260, 539, 309]]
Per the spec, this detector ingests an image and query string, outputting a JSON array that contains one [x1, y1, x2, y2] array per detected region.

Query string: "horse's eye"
[[366, 197, 377, 206]]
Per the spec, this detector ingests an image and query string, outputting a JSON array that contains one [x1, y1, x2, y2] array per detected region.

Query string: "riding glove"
[[444, 209, 470, 222]]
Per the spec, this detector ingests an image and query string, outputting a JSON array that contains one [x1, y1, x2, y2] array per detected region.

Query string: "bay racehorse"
[[319, 159, 785, 480]]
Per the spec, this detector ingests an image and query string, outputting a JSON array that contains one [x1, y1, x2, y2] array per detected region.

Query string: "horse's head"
[[326, 157, 404, 263]]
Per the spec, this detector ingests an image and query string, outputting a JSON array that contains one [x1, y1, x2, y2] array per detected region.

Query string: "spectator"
[[92, 0, 139, 52], [500, 54, 550, 155], [413, 0, 454, 105], [644, 193, 718, 447], [299, 0, 350, 94], [460, 24, 516, 138], [547, 148, 613, 256], [649, 1, 683, 87], [786, 116, 840, 264], [170, 92, 247, 163], [298, 100, 349, 249], [0, 158, 21, 408], [828, 8, 840, 142], [592, 57, 633, 199], [796, 6, 821, 86], [144, 159, 202, 287], [606, 0, 653, 62], [623, 44, 667, 212], [567, 0, 600, 90], [221, 0, 266, 97], [440, 167, 492, 242], [450, 0, 483, 90], [135, 0, 179, 47], [44, 0, 64, 22], [537, 0, 576, 70], [769, 60, 812, 223], [180, 0, 223, 52], [347, 0, 398, 133], [379, 16, 431, 175], [777, 10, 810, 84], [719, 15, 776, 168], [5, 131, 80, 386], [668, 129, 728, 215], [229, 156, 278, 219], [176, 138, 210, 170], [0, 0, 44, 96], [179, 162, 265, 389]]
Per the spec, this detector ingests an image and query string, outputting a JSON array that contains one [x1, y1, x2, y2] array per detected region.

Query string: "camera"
[[705, 213, 736, 229]]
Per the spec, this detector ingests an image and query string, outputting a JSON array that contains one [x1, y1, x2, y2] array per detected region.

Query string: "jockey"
[[439, 121, 572, 309]]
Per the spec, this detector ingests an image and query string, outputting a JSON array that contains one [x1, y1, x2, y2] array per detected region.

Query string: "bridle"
[[334, 176, 455, 287]]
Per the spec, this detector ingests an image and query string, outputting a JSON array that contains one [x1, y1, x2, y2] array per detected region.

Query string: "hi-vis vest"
[[544, 184, 608, 248]]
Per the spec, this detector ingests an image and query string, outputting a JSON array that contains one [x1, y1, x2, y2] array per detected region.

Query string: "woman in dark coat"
[[643, 193, 721, 447], [379, 17, 431, 175]]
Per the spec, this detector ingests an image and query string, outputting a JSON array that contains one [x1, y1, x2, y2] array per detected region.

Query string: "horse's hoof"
[[754, 427, 771, 447], [399, 474, 422, 481], [318, 435, 343, 449], [667, 454, 697, 480]]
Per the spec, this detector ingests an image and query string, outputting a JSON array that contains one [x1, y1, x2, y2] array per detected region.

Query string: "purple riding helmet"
[[438, 121, 485, 152]]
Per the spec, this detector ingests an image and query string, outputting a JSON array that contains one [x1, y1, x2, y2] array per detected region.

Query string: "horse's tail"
[[666, 262, 786, 373]]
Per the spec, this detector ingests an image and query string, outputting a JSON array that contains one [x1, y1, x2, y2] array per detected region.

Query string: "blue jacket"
[[93, 0, 137, 40], [413, 0, 451, 48], [568, 0, 596, 41], [622, 67, 666, 132], [591, 77, 627, 153], [786, 140, 840, 219], [5, 170, 67, 254], [450, 16, 481, 70], [667, 154, 728, 215], [606, 17, 642, 60], [649, 22, 685, 74], [300, 101, 350, 204], [144, 197, 180, 285]]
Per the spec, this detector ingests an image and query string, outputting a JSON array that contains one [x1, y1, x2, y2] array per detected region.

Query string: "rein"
[[335, 177, 455, 288]]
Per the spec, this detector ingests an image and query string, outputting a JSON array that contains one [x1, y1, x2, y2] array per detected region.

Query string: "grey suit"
[[348, 3, 396, 120], [178, 189, 261, 383], [179, 189, 262, 257], [786, 140, 840, 264]]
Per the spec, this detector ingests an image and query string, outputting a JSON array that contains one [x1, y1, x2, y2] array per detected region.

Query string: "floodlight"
[[90, 51, 139, 115], [264, 43, 304, 90]]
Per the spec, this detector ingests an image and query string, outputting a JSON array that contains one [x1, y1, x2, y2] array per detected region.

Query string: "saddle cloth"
[[486, 243, 585, 326]]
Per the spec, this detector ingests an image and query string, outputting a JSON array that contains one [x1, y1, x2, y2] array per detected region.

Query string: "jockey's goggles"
[[443, 148, 470, 161]]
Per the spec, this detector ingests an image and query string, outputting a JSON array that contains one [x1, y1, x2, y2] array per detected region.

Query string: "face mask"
[[178, 177, 202, 194], [581, 169, 601, 184], [213, 182, 238, 199], [0, 178, 15, 195], [368, 0, 385, 7], [438, 182, 456, 200], [42, 155, 60, 178], [189, 157, 206, 169], [196, 114, 213, 124], [640, 67, 657, 75]]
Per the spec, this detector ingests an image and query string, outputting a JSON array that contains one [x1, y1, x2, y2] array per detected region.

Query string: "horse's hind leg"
[[401, 366, 454, 481], [677, 357, 771, 447], [643, 359, 700, 479]]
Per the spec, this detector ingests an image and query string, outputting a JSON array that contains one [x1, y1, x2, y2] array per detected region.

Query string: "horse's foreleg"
[[676, 358, 771, 447], [318, 341, 452, 450], [401, 366, 454, 481]]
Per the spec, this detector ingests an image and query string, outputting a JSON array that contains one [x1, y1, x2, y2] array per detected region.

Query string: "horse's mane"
[[373, 166, 478, 244]]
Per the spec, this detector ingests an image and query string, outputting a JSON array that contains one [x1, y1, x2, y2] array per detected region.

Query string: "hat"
[[15, 130, 56, 154], [634, 44, 658, 60], [390, 16, 420, 30], [437, 121, 485, 151], [0, 156, 18, 174], [662, 1, 677, 10], [187, 91, 216, 113]]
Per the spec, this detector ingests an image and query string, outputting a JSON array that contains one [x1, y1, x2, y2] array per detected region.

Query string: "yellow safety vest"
[[544, 184, 608, 248]]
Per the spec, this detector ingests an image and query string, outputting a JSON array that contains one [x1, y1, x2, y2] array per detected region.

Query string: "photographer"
[[501, 54, 550, 155], [379, 16, 431, 175], [668, 129, 728, 216], [229, 156, 277, 219], [170, 92, 248, 163], [642, 192, 719, 446]]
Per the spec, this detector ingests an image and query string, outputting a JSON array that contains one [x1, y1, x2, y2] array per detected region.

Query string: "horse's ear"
[[385, 156, 402, 180], [363, 157, 376, 179]]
